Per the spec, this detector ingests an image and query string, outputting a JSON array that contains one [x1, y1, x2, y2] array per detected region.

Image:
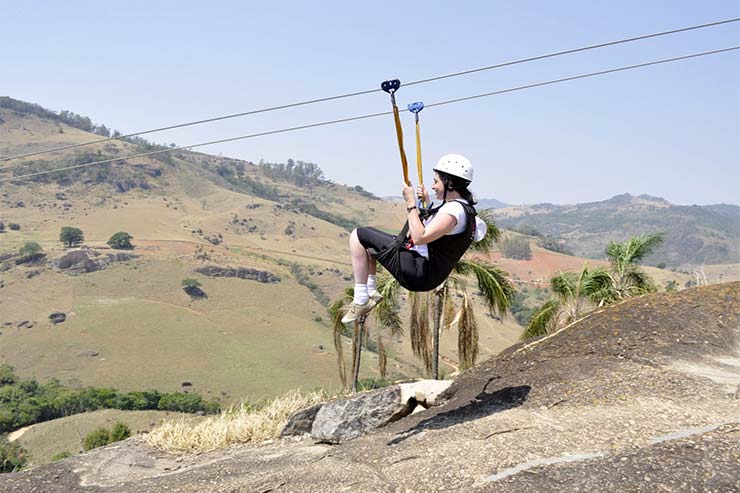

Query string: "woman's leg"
[[349, 228, 370, 284]]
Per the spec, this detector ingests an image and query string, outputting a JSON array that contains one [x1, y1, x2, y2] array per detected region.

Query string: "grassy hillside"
[[0, 98, 523, 409], [10, 409, 200, 466], [495, 193, 740, 266]]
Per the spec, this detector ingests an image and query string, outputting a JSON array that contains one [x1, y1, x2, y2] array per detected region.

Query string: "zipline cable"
[[1, 17, 738, 163], [1, 46, 737, 183]]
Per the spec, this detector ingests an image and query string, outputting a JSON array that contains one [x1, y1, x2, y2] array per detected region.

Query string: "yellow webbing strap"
[[414, 117, 426, 208], [392, 104, 410, 186]]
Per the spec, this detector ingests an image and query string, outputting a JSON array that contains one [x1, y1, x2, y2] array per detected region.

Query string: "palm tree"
[[604, 233, 664, 300], [522, 233, 664, 340], [522, 265, 612, 339], [329, 275, 404, 392], [386, 209, 515, 378]]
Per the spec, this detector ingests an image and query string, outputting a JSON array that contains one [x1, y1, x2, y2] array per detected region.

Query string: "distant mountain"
[[476, 197, 509, 209], [496, 193, 740, 266], [702, 203, 740, 218]]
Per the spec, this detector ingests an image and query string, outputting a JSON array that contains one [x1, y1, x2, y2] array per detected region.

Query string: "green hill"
[[495, 193, 740, 266]]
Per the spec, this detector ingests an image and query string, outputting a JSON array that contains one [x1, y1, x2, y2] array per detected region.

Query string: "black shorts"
[[356, 227, 430, 291]]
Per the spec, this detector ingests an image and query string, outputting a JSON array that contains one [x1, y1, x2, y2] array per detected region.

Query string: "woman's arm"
[[402, 183, 457, 245]]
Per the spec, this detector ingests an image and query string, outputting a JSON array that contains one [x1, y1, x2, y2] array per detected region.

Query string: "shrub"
[[109, 422, 131, 442], [51, 451, 72, 461], [0, 439, 27, 473], [82, 422, 130, 451], [83, 427, 111, 450], [0, 222, 4, 232], [181, 278, 201, 288], [60, 226, 84, 247], [107, 232, 134, 250], [0, 364, 18, 386], [8, 223, 20, 231], [17, 242, 44, 264]]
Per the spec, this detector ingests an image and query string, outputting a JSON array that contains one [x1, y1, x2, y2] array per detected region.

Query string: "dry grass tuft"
[[145, 389, 326, 454]]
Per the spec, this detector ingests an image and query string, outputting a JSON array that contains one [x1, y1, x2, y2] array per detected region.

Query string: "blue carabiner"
[[407, 102, 424, 114]]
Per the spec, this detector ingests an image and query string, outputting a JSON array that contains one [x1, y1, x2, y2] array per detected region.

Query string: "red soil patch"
[[470, 247, 608, 287]]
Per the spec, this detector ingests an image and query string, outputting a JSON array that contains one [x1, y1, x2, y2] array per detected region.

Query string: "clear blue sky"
[[2, 1, 738, 205]]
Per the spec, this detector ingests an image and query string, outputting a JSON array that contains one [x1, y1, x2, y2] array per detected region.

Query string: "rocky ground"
[[2, 283, 738, 492]]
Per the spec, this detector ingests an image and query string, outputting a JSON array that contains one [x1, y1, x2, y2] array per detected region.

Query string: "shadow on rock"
[[388, 380, 531, 445]]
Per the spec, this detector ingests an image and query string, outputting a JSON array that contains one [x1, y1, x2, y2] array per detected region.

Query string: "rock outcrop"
[[194, 265, 280, 283], [281, 380, 453, 443], [1, 283, 738, 492], [54, 249, 137, 274]]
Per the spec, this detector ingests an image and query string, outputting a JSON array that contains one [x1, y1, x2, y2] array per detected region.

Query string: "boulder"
[[49, 312, 66, 324], [194, 265, 280, 284], [281, 403, 323, 437], [281, 380, 453, 444], [183, 285, 207, 299], [16, 321, 34, 329], [54, 250, 137, 274]]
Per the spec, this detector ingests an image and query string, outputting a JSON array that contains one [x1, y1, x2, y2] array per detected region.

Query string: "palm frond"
[[522, 299, 561, 340], [470, 209, 500, 252], [350, 322, 362, 383], [373, 274, 403, 336], [442, 284, 457, 331], [623, 268, 657, 294], [582, 267, 617, 305], [409, 291, 433, 374], [624, 233, 664, 265], [454, 259, 515, 316], [378, 335, 387, 379], [333, 324, 347, 388], [328, 292, 353, 389], [457, 291, 479, 371], [550, 271, 578, 300]]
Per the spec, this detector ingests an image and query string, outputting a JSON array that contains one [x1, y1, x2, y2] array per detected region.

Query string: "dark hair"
[[437, 171, 477, 206]]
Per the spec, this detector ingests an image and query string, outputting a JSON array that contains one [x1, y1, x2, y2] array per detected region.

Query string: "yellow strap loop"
[[415, 117, 426, 208], [391, 104, 410, 186]]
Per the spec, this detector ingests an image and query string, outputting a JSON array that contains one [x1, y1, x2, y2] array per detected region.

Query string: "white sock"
[[353, 284, 369, 304], [367, 275, 377, 295]]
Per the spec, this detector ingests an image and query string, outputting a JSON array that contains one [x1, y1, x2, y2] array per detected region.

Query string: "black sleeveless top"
[[418, 200, 478, 290]]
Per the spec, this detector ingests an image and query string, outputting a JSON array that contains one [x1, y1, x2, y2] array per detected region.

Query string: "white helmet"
[[434, 154, 473, 182]]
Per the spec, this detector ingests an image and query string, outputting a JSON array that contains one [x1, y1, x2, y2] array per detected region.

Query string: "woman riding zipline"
[[342, 153, 487, 323]]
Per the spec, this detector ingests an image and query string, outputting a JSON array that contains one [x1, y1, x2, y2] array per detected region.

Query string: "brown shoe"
[[341, 298, 378, 323]]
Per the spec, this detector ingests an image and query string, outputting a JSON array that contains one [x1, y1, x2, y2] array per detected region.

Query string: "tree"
[[500, 236, 532, 260], [329, 275, 403, 392], [604, 233, 664, 300], [107, 232, 134, 250], [60, 227, 84, 247], [522, 233, 664, 340], [522, 265, 612, 339], [415, 210, 513, 376]]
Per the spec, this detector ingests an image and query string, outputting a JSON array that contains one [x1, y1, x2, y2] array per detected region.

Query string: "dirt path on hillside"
[[134, 238, 352, 266], [7, 426, 29, 442]]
